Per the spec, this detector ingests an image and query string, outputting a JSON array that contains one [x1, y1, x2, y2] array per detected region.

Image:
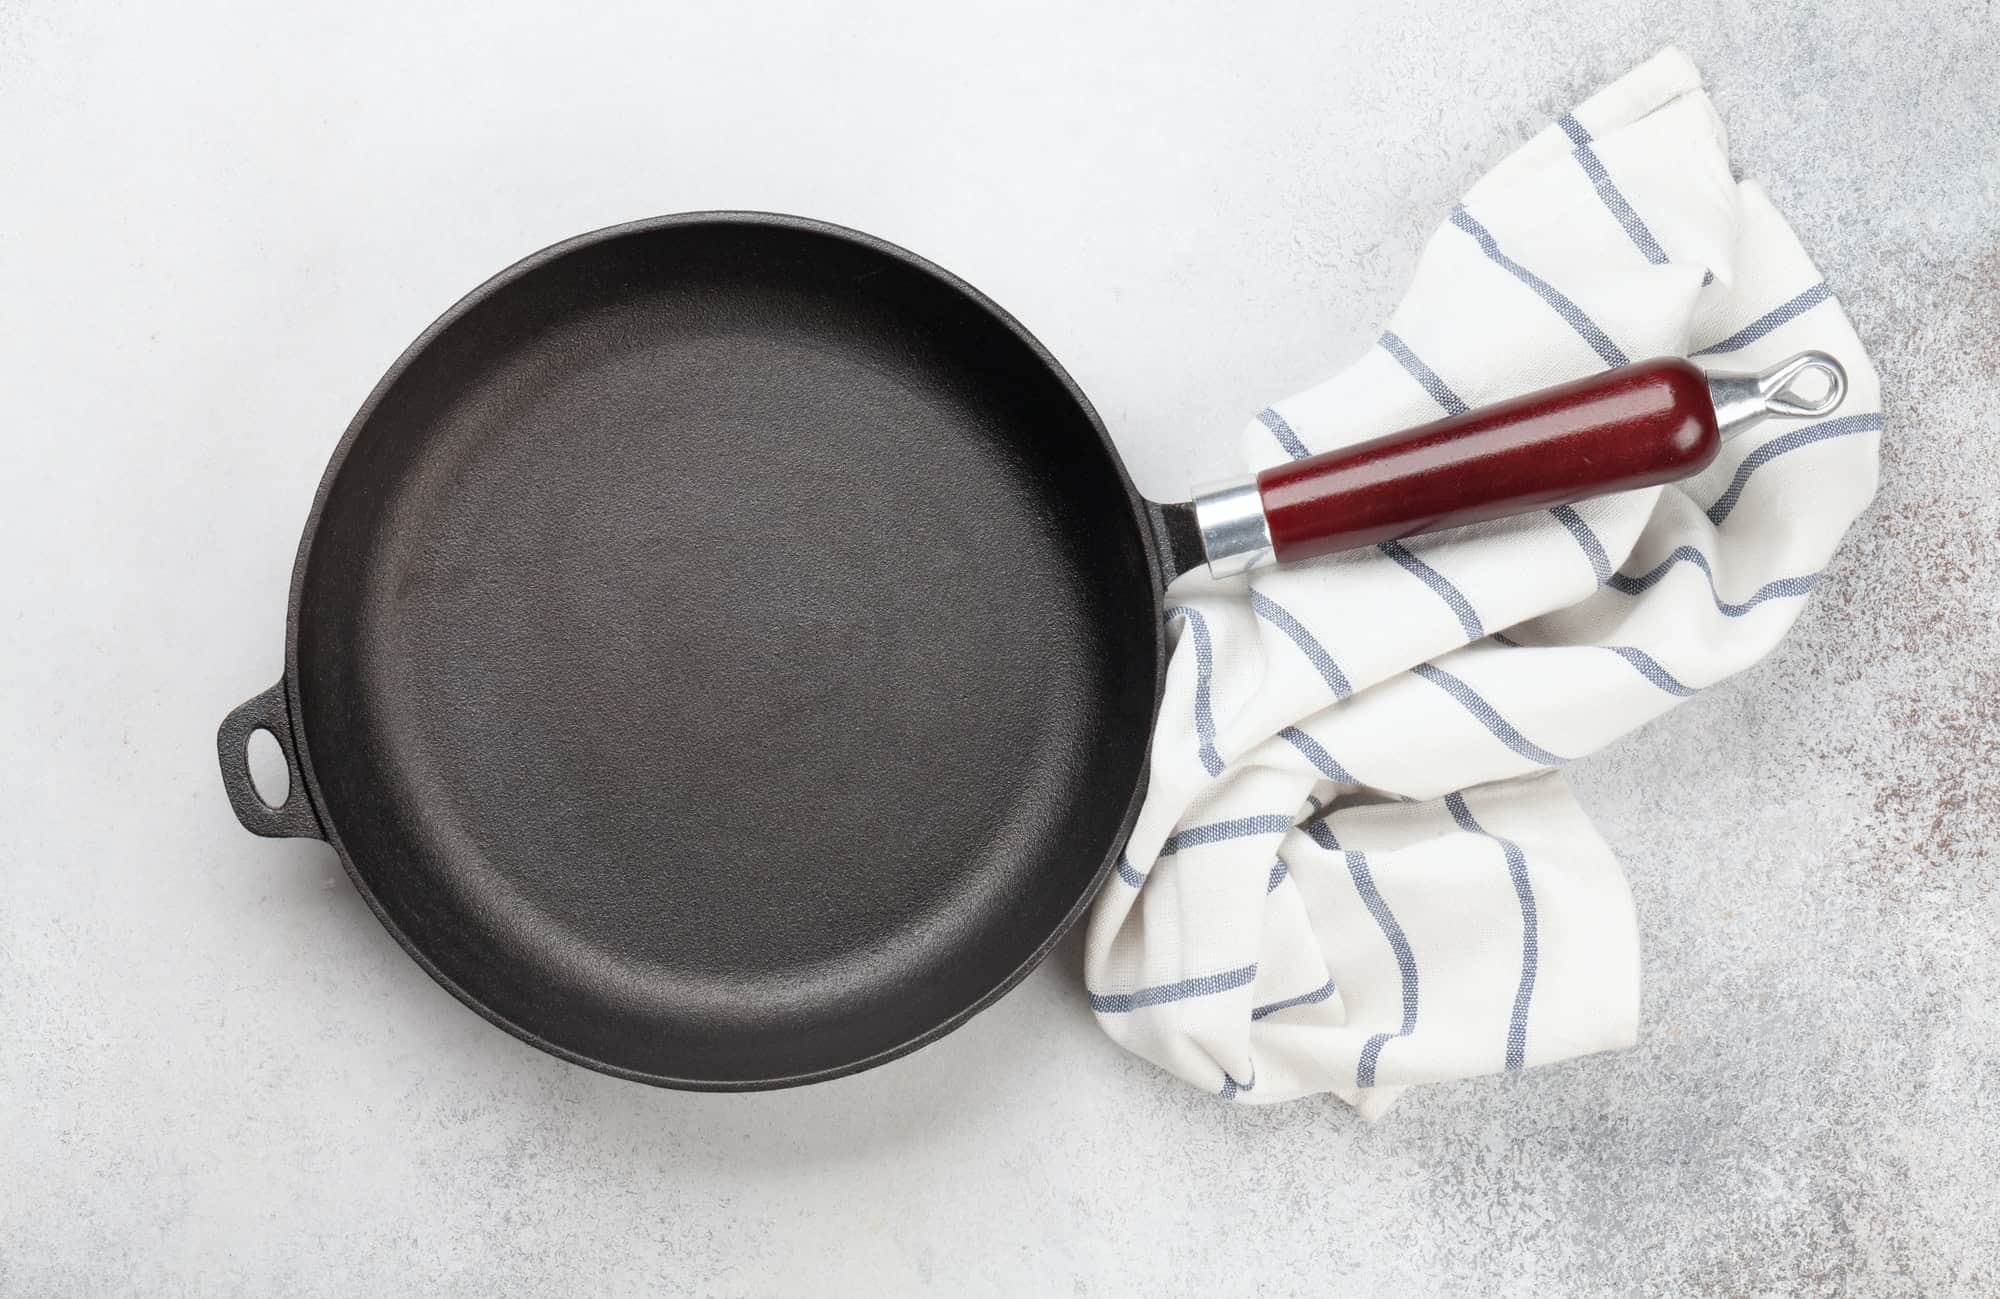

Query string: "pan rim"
[[277, 210, 1168, 1090]]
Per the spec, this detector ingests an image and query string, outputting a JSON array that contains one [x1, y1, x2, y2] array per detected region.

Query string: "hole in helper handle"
[[217, 680, 326, 840], [1193, 357, 1723, 574]]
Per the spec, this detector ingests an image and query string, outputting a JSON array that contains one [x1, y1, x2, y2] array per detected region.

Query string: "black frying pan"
[[218, 213, 1840, 1088]]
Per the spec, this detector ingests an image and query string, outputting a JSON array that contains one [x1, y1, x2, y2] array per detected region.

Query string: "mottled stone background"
[[2, 1, 1993, 1294]]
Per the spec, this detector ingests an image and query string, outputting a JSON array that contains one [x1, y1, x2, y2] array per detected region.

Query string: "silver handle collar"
[[1190, 476, 1272, 578]]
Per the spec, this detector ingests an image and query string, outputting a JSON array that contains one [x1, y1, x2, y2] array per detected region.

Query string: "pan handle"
[[217, 680, 325, 840], [1191, 352, 1846, 574]]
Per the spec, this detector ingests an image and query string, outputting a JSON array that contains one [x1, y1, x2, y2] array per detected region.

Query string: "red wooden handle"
[[1256, 358, 1719, 562]]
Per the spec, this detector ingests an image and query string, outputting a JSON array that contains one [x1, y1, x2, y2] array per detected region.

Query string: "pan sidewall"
[[275, 212, 1170, 1090]]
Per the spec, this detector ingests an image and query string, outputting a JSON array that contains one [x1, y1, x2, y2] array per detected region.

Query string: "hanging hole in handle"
[[1759, 351, 1847, 418], [246, 727, 290, 810]]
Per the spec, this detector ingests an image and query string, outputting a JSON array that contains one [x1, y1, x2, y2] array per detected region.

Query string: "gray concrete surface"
[[2, 1, 1995, 1294]]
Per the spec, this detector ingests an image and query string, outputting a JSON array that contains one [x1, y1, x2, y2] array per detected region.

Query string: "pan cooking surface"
[[291, 217, 1161, 1085]]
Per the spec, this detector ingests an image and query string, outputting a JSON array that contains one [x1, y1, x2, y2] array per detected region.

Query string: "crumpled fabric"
[[1083, 47, 1882, 1114]]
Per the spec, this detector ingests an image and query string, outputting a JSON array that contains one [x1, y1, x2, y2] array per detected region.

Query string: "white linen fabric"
[[1083, 47, 1882, 1115]]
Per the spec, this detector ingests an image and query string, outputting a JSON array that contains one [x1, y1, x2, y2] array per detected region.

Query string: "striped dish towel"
[[1083, 47, 1882, 1115]]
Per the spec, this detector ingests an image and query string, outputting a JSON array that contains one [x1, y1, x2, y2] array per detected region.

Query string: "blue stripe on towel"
[[1116, 814, 1298, 888], [1089, 963, 1258, 1014], [1160, 813, 1296, 857], [1249, 590, 1352, 697], [1444, 792, 1538, 1071], [1692, 282, 1833, 356], [1449, 205, 1631, 368], [1559, 113, 1671, 267], [1604, 645, 1697, 697], [1278, 725, 1354, 785], [1550, 504, 1612, 585], [1609, 545, 1821, 616], [1493, 633, 1698, 699], [1380, 540, 1484, 639], [1258, 407, 1312, 461], [1251, 978, 1337, 1021], [1303, 816, 1417, 1088], [1165, 605, 1225, 776], [1705, 413, 1882, 525], [1411, 662, 1566, 765], [1378, 331, 1470, 415]]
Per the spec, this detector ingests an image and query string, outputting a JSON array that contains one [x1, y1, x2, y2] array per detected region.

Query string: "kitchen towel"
[[1083, 46, 1881, 1114]]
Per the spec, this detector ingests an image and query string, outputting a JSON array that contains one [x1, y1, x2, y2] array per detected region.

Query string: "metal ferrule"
[[1706, 350, 1848, 442], [1191, 476, 1272, 578]]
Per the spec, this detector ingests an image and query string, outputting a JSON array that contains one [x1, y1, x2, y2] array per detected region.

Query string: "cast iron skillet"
[[217, 212, 1843, 1088]]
